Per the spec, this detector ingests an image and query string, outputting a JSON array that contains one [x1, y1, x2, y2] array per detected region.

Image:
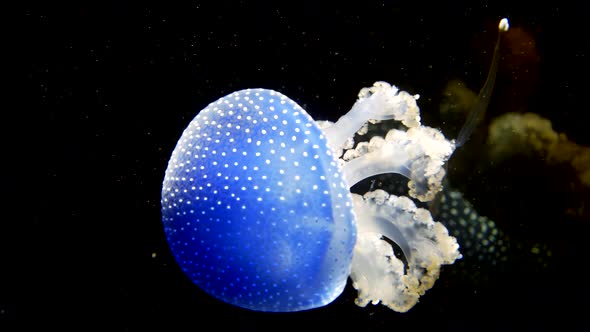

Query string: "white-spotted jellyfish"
[[162, 82, 462, 312]]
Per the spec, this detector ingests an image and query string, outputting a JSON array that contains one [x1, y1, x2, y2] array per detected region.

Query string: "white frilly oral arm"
[[323, 82, 421, 151]]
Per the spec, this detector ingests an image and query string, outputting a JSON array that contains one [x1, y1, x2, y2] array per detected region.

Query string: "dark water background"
[[6, 0, 589, 330]]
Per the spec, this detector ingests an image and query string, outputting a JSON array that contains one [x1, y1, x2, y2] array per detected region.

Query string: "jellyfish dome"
[[162, 89, 356, 311], [162, 82, 461, 312]]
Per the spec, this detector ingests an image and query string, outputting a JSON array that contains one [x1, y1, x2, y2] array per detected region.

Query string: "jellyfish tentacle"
[[350, 190, 462, 312], [341, 124, 455, 202], [341, 137, 412, 186], [323, 82, 421, 151], [455, 18, 510, 147]]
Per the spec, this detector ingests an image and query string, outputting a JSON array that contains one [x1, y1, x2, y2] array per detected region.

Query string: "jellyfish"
[[161, 17, 510, 314], [161, 82, 460, 312], [437, 189, 507, 265]]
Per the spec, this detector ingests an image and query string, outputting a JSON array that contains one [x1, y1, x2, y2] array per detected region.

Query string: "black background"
[[6, 0, 589, 330]]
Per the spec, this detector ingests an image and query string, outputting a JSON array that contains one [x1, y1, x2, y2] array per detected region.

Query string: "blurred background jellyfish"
[[436, 16, 589, 273]]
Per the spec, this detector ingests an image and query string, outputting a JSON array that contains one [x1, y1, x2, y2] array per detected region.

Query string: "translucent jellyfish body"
[[162, 82, 461, 312]]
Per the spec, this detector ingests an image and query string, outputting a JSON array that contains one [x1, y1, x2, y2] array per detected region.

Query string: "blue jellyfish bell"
[[162, 89, 356, 312]]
